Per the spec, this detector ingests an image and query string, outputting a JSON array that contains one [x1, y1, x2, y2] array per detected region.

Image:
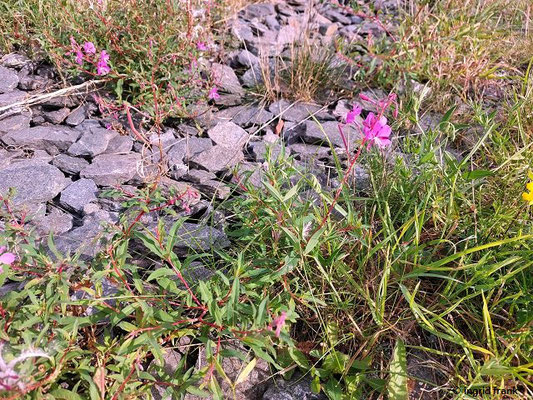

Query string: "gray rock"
[[1, 125, 81, 155], [176, 124, 199, 137], [182, 169, 217, 183], [189, 145, 244, 172], [302, 120, 363, 148], [235, 162, 264, 188], [31, 207, 73, 237], [188, 103, 217, 129], [65, 106, 86, 126], [263, 375, 327, 400], [149, 349, 184, 400], [243, 3, 275, 19], [104, 135, 133, 154], [232, 19, 255, 42], [236, 49, 260, 68], [54, 212, 111, 258], [265, 15, 281, 30], [195, 180, 231, 199], [68, 127, 117, 157], [52, 154, 90, 175], [214, 93, 243, 107], [0, 66, 19, 93], [18, 75, 48, 91], [0, 149, 24, 169], [0, 111, 31, 135], [60, 178, 98, 213], [323, 9, 352, 25], [241, 66, 264, 88], [281, 103, 333, 122], [168, 137, 212, 164], [211, 63, 244, 95], [208, 121, 249, 148], [0, 89, 26, 107], [0, 161, 69, 206], [149, 130, 177, 150], [232, 106, 273, 127], [249, 141, 282, 162], [43, 107, 70, 124], [1, 53, 30, 69], [288, 143, 330, 160], [80, 153, 141, 186], [169, 162, 188, 180], [41, 94, 83, 108]]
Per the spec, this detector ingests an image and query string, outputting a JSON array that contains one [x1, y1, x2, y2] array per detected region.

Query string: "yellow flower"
[[523, 171, 533, 204]]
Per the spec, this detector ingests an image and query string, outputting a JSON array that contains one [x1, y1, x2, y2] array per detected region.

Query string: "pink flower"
[[75, 50, 84, 65], [0, 246, 15, 274], [83, 41, 96, 54], [269, 311, 287, 338], [345, 105, 362, 124], [197, 41, 207, 51], [208, 86, 220, 100], [362, 113, 392, 148], [96, 50, 110, 75]]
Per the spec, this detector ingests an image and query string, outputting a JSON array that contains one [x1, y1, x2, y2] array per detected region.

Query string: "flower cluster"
[[343, 92, 396, 150], [69, 37, 111, 76], [0, 343, 50, 393]]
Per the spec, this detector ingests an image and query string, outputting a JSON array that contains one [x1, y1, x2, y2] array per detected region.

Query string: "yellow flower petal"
[[523, 191, 533, 202], [527, 182, 533, 191], [528, 171, 533, 180]]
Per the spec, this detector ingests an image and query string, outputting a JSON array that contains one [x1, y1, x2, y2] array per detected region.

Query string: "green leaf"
[[387, 340, 408, 400], [49, 389, 83, 400], [304, 227, 325, 255], [322, 350, 349, 374], [462, 169, 493, 181], [235, 358, 257, 385]]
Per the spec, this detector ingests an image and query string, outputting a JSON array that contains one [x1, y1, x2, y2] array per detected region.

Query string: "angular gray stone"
[[1, 126, 81, 154], [80, 153, 141, 186], [54, 212, 112, 259], [189, 145, 244, 172], [302, 120, 363, 148], [235, 162, 264, 188], [281, 103, 333, 122], [104, 135, 133, 154], [44, 107, 70, 124], [1, 53, 30, 69], [195, 180, 231, 199], [241, 66, 264, 88], [31, 207, 73, 237], [249, 141, 282, 162], [211, 63, 244, 95], [0, 66, 19, 93], [68, 127, 117, 157], [176, 124, 199, 137], [243, 3, 275, 19], [18, 75, 48, 91], [60, 178, 98, 213], [52, 154, 90, 175], [214, 93, 243, 107], [323, 9, 352, 25], [288, 143, 330, 160], [0, 89, 26, 107], [232, 106, 273, 127], [208, 121, 249, 148], [263, 375, 327, 400], [0, 111, 31, 135], [236, 49, 260, 68], [0, 161, 69, 206], [183, 169, 217, 183], [168, 137, 212, 164], [65, 106, 86, 126]]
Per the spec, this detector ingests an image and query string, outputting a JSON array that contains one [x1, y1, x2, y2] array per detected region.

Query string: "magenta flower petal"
[[0, 252, 16, 265], [345, 105, 362, 124], [75, 50, 84, 65], [197, 41, 207, 51], [83, 42, 96, 54], [208, 86, 220, 100]]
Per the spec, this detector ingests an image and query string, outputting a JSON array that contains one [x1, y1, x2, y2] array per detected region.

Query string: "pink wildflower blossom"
[[75, 50, 84, 65], [269, 311, 287, 338], [362, 113, 392, 148], [345, 105, 362, 124], [83, 41, 96, 54], [208, 86, 220, 100], [96, 50, 110, 75], [0, 246, 15, 275], [197, 41, 207, 51]]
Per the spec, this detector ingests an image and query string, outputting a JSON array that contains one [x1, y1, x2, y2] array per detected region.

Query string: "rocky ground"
[[0, 1, 442, 398]]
